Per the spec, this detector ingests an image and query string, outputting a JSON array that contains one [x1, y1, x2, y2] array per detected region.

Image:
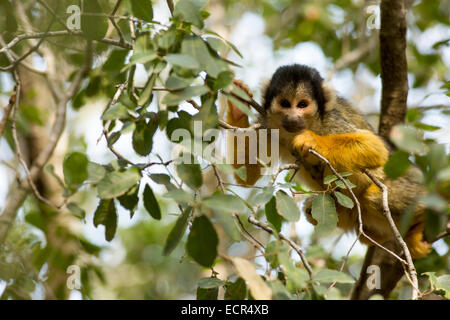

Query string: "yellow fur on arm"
[[293, 129, 388, 171]]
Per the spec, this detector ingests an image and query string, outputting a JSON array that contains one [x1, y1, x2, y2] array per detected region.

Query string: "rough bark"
[[378, 0, 409, 140]]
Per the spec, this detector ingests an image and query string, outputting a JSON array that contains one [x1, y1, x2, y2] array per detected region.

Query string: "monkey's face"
[[267, 82, 319, 133]]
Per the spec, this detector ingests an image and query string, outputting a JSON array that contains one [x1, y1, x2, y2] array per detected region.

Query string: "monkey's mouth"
[[281, 116, 304, 133]]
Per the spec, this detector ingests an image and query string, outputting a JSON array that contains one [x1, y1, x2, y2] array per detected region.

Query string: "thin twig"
[[327, 35, 378, 80], [10, 71, 64, 210], [269, 164, 299, 186], [0, 30, 132, 53], [309, 149, 407, 265], [0, 86, 17, 139], [109, 0, 125, 45], [0, 41, 93, 245], [363, 168, 420, 299], [247, 215, 313, 278], [211, 163, 265, 251]]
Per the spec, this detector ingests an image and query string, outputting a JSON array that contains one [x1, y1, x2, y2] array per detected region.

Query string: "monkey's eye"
[[297, 100, 308, 108], [280, 99, 291, 108]]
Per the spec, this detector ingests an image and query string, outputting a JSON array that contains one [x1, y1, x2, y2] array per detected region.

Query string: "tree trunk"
[[352, 0, 410, 300], [378, 0, 408, 140]]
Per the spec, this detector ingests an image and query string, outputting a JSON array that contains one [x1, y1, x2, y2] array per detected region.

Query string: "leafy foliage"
[[0, 0, 448, 301]]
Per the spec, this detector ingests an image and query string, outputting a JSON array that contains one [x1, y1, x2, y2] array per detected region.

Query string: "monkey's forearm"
[[293, 130, 389, 172]]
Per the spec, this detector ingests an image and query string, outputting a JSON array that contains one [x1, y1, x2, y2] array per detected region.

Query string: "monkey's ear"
[[259, 78, 271, 109], [260, 78, 271, 96], [322, 82, 337, 112]]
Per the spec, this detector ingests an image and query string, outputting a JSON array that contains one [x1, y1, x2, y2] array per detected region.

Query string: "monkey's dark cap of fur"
[[263, 64, 327, 117]]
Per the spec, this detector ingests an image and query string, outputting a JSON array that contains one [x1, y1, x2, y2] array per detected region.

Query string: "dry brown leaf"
[[231, 257, 272, 300]]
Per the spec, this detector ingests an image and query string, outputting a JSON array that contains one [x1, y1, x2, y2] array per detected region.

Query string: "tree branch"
[[327, 35, 378, 80], [0, 85, 17, 139], [363, 168, 419, 299], [378, 0, 409, 140], [0, 30, 132, 54], [247, 215, 313, 278], [0, 43, 93, 245]]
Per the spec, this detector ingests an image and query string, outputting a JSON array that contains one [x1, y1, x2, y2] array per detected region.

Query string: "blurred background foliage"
[[0, 0, 448, 300]]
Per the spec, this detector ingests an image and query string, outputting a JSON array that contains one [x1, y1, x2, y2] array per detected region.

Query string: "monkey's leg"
[[226, 80, 263, 185], [292, 129, 389, 172]]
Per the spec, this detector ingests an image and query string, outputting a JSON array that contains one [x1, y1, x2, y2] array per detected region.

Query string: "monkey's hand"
[[292, 130, 323, 166], [292, 129, 388, 171], [226, 80, 262, 185], [227, 80, 253, 127]]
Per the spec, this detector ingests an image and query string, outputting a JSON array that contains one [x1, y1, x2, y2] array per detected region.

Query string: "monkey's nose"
[[282, 116, 304, 133]]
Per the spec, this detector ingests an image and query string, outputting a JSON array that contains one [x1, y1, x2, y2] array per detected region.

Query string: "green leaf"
[[198, 277, 225, 289], [335, 178, 356, 189], [225, 278, 247, 300], [224, 94, 254, 119], [333, 191, 354, 209], [81, 0, 108, 40], [63, 152, 88, 189], [275, 190, 300, 221], [324, 174, 338, 185], [129, 52, 157, 65], [311, 194, 338, 234], [118, 183, 139, 218], [250, 186, 274, 206], [132, 119, 158, 156], [150, 173, 176, 191], [44, 164, 65, 188], [137, 74, 156, 107], [324, 172, 351, 185], [205, 29, 244, 59], [313, 269, 355, 284], [163, 189, 194, 205], [163, 207, 192, 256], [181, 36, 228, 78], [93, 199, 117, 241], [264, 241, 280, 268], [186, 215, 218, 267], [384, 150, 411, 179], [102, 104, 131, 121], [174, 0, 207, 28], [265, 196, 283, 232], [143, 184, 161, 220], [162, 85, 209, 106], [103, 49, 128, 73], [268, 280, 295, 300], [97, 167, 141, 199], [196, 287, 218, 300], [165, 74, 195, 91], [414, 123, 441, 131], [176, 155, 203, 189], [420, 193, 448, 212], [202, 194, 247, 212], [67, 202, 86, 220], [424, 272, 450, 299], [213, 209, 241, 242], [130, 0, 153, 22], [87, 162, 106, 183], [213, 71, 234, 90], [390, 125, 427, 154], [166, 54, 200, 69], [206, 37, 227, 54]]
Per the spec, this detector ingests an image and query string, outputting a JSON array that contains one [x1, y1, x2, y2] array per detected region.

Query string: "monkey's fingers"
[[227, 80, 253, 123], [232, 80, 253, 98]]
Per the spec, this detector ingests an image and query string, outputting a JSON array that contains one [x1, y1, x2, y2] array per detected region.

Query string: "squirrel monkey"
[[227, 64, 430, 259]]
